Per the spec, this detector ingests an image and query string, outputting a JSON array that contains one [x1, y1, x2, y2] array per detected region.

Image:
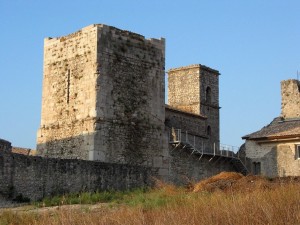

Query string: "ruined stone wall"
[[281, 79, 300, 119], [0, 151, 155, 201], [37, 25, 98, 159], [0, 139, 11, 152], [245, 140, 300, 177]]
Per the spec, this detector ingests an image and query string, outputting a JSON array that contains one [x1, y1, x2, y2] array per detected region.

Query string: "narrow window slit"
[[67, 69, 70, 104]]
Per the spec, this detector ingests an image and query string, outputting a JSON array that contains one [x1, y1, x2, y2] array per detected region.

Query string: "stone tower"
[[281, 79, 300, 119], [37, 24, 166, 165], [167, 64, 220, 145]]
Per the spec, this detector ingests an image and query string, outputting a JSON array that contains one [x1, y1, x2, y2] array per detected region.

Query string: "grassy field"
[[1, 172, 299, 225]]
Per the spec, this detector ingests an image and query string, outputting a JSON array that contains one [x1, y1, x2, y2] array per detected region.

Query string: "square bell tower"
[[167, 64, 220, 144]]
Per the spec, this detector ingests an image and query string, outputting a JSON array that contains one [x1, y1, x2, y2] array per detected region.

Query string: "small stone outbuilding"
[[242, 79, 300, 177]]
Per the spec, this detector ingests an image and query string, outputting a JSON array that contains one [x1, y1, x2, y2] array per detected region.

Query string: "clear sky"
[[0, 0, 299, 149]]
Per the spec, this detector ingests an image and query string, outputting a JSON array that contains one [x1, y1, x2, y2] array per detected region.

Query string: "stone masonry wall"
[[165, 106, 207, 137], [167, 64, 220, 146], [92, 25, 167, 168], [168, 147, 236, 184], [37, 25, 98, 159], [245, 140, 300, 177], [244, 140, 278, 177], [277, 143, 300, 176], [199, 67, 220, 145], [37, 25, 167, 173], [281, 79, 300, 119], [0, 151, 156, 201], [0, 139, 12, 152], [164, 107, 237, 184], [165, 107, 214, 151], [168, 66, 200, 114]]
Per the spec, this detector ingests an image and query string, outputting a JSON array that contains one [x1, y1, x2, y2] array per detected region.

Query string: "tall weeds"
[[1, 183, 299, 225]]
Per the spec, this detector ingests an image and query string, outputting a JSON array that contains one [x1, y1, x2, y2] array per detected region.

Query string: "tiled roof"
[[242, 117, 300, 140]]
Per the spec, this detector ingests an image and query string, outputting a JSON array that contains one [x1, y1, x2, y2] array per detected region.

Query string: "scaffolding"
[[169, 128, 248, 175]]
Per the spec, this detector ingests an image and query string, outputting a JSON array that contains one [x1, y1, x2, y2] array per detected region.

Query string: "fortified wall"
[[0, 146, 155, 201], [0, 24, 242, 202], [36, 24, 237, 183], [0, 139, 11, 152], [165, 65, 236, 183], [37, 24, 168, 175]]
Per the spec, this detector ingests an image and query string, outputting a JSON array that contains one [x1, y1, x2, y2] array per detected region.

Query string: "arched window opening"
[[207, 126, 211, 136], [206, 86, 212, 104]]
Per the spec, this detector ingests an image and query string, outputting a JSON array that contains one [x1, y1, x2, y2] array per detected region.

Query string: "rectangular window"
[[296, 145, 300, 159], [253, 162, 261, 175]]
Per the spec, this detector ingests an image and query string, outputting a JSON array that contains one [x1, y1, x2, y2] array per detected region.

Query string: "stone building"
[[167, 64, 220, 148], [0, 24, 249, 201], [242, 79, 300, 177], [36, 24, 242, 183], [37, 24, 167, 169]]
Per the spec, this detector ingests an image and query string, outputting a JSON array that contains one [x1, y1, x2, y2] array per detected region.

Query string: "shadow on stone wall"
[[168, 147, 237, 185], [0, 151, 157, 202], [262, 146, 278, 177], [37, 133, 93, 160], [239, 144, 278, 177]]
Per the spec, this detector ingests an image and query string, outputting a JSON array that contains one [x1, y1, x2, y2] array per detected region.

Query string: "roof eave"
[[245, 134, 300, 143]]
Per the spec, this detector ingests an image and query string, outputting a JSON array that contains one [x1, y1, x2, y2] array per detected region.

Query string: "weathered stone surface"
[[0, 139, 11, 152], [0, 151, 156, 201], [167, 64, 220, 147], [165, 107, 215, 153], [243, 79, 300, 177], [0, 24, 247, 202], [281, 79, 300, 119], [165, 106, 207, 137], [244, 140, 300, 177], [37, 24, 167, 169], [168, 148, 236, 184]]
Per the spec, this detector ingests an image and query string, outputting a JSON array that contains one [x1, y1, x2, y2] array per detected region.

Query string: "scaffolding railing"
[[169, 128, 244, 161], [169, 129, 240, 157], [169, 128, 248, 174]]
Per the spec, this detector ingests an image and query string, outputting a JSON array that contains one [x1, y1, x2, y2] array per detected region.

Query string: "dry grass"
[[193, 171, 244, 192], [1, 173, 300, 225]]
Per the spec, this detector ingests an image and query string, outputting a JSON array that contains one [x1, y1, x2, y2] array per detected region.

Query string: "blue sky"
[[0, 0, 299, 149]]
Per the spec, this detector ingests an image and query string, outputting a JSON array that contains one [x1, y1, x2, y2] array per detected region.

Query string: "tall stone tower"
[[281, 79, 300, 119], [37, 24, 166, 165], [167, 64, 220, 145]]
